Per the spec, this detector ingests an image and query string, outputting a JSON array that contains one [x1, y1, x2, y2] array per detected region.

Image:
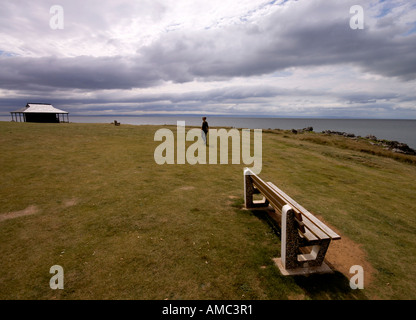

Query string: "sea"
[[1, 115, 415, 149]]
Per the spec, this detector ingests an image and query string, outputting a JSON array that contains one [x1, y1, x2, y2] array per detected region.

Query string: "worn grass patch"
[[0, 122, 415, 300]]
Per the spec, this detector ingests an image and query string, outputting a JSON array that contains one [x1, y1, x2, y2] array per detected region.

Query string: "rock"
[[292, 127, 313, 134], [344, 133, 355, 138], [365, 135, 377, 140], [320, 130, 416, 156], [322, 130, 352, 136]]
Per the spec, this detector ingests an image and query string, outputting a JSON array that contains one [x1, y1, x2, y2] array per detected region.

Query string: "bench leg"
[[244, 169, 269, 209], [298, 241, 330, 268], [281, 205, 301, 269], [280, 205, 332, 272]]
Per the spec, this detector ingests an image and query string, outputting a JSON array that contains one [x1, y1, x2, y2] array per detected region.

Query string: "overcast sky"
[[1, 0, 415, 118]]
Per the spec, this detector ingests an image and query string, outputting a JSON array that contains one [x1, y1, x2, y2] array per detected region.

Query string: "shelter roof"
[[11, 103, 68, 114]]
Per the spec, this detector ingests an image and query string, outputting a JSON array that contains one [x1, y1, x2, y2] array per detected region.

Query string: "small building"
[[11, 103, 69, 123]]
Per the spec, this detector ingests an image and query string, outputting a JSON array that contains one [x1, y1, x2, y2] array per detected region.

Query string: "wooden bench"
[[244, 168, 341, 275], [114, 120, 121, 126]]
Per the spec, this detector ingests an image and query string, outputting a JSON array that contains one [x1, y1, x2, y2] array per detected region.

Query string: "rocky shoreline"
[[291, 127, 416, 156]]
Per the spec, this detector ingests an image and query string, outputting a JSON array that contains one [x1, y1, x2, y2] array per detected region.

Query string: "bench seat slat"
[[264, 182, 332, 240], [252, 175, 330, 241], [297, 227, 319, 242], [250, 174, 323, 241], [269, 190, 331, 241], [267, 182, 341, 240], [268, 204, 319, 242], [295, 211, 331, 240]]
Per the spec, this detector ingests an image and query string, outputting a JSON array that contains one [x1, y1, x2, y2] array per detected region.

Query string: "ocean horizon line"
[[1, 115, 415, 148], [2, 114, 416, 120]]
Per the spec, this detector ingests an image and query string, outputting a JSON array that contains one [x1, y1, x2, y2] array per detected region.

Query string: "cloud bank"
[[0, 0, 415, 118]]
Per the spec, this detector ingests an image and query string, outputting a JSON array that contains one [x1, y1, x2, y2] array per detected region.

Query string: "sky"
[[0, 0, 415, 118]]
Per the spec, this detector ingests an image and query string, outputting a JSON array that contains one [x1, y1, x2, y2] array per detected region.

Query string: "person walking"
[[201, 117, 209, 145]]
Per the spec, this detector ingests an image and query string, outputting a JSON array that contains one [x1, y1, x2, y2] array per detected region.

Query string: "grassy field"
[[0, 121, 415, 300]]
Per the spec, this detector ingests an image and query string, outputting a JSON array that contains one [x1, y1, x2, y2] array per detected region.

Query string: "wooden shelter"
[[11, 103, 69, 123]]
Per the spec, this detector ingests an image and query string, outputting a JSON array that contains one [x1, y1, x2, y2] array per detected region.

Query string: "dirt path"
[[318, 215, 376, 288], [0, 205, 39, 222]]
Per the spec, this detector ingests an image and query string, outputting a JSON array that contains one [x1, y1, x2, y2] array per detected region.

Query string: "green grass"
[[0, 122, 415, 300]]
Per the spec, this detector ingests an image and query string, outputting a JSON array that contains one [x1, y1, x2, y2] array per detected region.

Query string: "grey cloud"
[[1, 0, 415, 118], [341, 92, 399, 104], [0, 55, 163, 90], [141, 10, 416, 82], [0, 84, 308, 113], [1, 1, 415, 93], [0, 82, 407, 116]]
